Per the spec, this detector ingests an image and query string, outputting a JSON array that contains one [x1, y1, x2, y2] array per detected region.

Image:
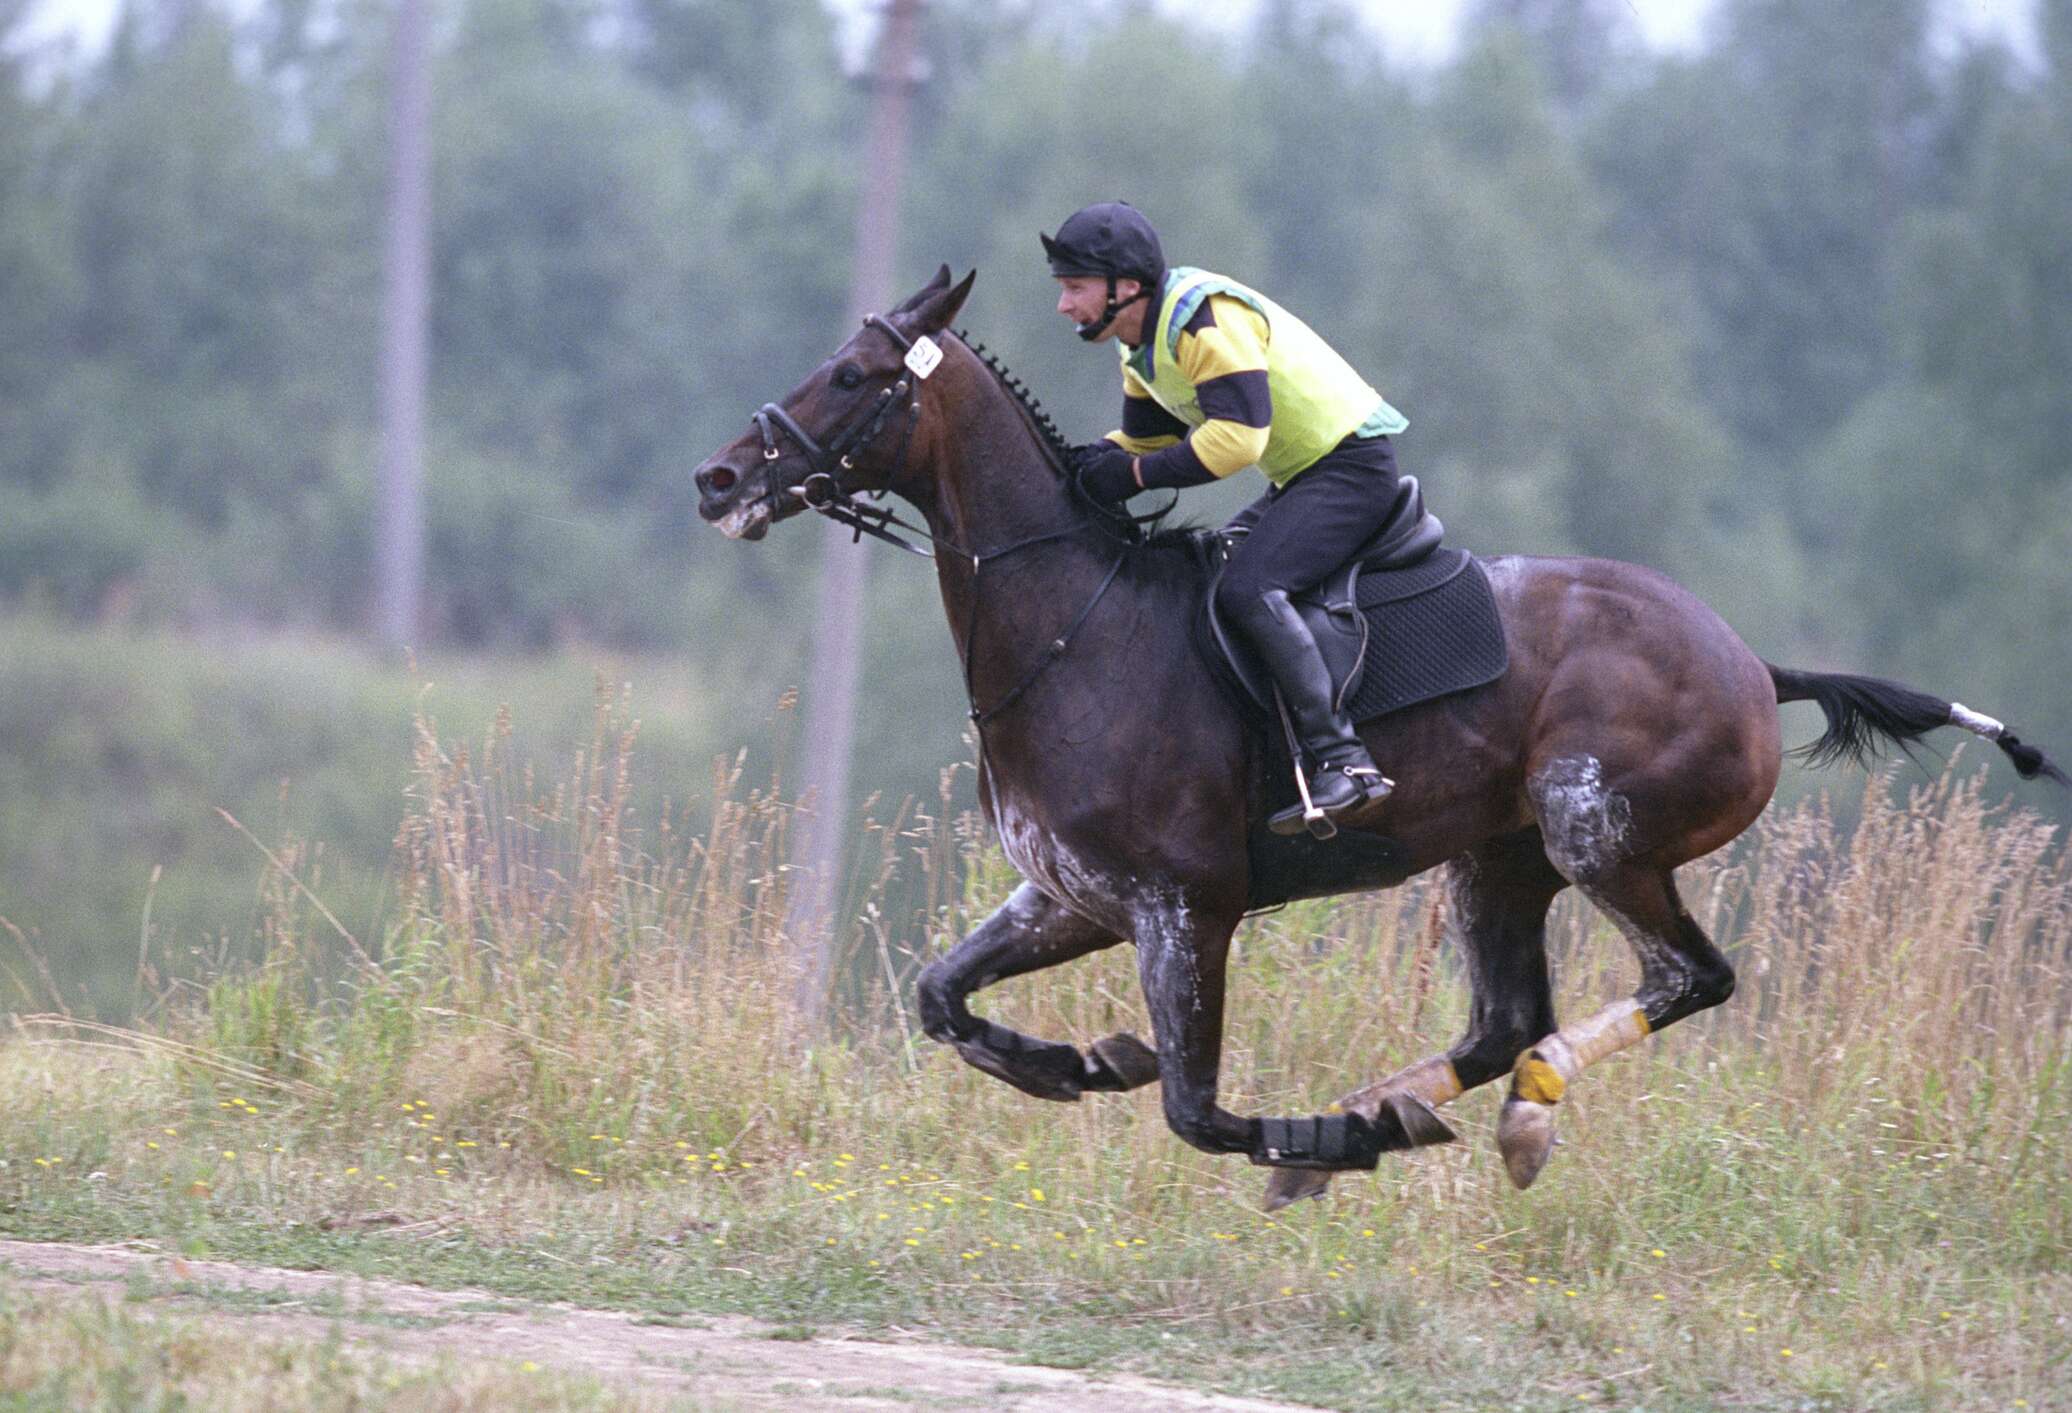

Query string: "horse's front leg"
[[1137, 896, 1458, 1169], [916, 882, 1159, 1102]]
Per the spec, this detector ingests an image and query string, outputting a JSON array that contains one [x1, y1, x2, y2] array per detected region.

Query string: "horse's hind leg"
[[916, 882, 1157, 1102], [1496, 863, 1734, 1188], [1133, 891, 1457, 1169], [1264, 829, 1564, 1210]]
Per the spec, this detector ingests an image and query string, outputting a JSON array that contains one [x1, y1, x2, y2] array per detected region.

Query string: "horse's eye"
[[833, 364, 864, 390]]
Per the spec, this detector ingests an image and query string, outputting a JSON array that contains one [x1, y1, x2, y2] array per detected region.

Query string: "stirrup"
[[1269, 764, 1396, 839]]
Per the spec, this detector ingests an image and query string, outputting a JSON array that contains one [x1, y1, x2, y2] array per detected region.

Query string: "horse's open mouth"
[[715, 493, 777, 541]]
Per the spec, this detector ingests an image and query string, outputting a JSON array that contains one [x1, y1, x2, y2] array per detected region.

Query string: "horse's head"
[[694, 265, 976, 541]]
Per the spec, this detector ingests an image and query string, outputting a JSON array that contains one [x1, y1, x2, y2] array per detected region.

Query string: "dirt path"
[[0, 1239, 1319, 1411]]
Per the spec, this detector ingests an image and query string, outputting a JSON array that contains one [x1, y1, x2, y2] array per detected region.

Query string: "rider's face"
[[1054, 274, 1142, 341]]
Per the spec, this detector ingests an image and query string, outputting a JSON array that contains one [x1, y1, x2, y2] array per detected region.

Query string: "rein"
[[745, 313, 1172, 732]]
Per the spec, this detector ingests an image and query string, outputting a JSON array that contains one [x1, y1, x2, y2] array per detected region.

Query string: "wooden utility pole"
[[376, 0, 432, 651], [787, 0, 926, 1019]]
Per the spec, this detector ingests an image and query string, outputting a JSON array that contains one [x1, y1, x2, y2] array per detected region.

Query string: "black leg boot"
[[1233, 589, 1393, 835]]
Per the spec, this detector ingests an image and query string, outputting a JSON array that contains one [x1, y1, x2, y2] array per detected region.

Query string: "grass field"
[[1, 697, 2065, 1410], [0, 611, 970, 1021]]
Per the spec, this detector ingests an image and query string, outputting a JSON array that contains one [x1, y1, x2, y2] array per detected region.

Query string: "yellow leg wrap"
[[1511, 1000, 1653, 1107], [1515, 1056, 1567, 1106], [1501, 1002, 1652, 1190]]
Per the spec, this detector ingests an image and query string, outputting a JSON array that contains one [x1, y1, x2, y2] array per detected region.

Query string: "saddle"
[[1201, 476, 1510, 903], [1205, 475, 1448, 717]]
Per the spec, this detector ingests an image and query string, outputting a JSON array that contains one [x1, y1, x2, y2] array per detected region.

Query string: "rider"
[[1043, 200, 1411, 832]]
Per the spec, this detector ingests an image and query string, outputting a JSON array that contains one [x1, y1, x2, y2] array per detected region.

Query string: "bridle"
[[743, 312, 1170, 735], [751, 313, 935, 558]]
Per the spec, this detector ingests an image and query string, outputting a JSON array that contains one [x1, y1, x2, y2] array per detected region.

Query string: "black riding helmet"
[[1041, 201, 1167, 342]]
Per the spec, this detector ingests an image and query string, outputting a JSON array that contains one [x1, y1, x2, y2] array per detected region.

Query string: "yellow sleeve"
[[1170, 295, 1272, 477]]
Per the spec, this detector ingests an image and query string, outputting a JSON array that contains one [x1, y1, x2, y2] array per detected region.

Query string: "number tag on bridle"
[[904, 334, 943, 380]]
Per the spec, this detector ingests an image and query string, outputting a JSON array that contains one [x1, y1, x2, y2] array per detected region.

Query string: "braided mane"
[[949, 328, 1212, 563], [953, 328, 1075, 471]]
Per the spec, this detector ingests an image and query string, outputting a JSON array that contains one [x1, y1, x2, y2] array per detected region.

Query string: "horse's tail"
[[1767, 663, 2069, 786]]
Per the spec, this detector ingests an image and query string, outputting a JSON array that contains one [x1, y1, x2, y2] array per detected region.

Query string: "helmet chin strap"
[[1075, 273, 1150, 342]]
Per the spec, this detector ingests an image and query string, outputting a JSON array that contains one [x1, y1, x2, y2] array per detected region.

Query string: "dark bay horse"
[[693, 268, 2065, 1208]]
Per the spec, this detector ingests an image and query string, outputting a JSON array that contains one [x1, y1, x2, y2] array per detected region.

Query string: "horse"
[[692, 267, 2065, 1209]]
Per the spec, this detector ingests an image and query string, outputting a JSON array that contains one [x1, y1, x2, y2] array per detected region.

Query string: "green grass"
[[0, 698, 2065, 1410]]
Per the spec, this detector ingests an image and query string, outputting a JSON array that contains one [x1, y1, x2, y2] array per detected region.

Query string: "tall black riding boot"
[[1232, 589, 1394, 835]]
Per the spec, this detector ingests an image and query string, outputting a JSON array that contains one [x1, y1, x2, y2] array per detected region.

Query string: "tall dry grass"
[[151, 695, 2065, 1283], [6, 693, 2066, 1403]]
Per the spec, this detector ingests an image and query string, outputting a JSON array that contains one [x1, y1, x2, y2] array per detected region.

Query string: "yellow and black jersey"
[[1112, 293, 1273, 481], [1105, 267, 1405, 487]]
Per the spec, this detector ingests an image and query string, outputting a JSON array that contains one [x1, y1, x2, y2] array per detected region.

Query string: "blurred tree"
[[621, 0, 835, 134], [46, 2, 349, 569], [1346, 35, 1762, 592], [2049, 0, 2072, 72], [0, 5, 77, 493], [1801, 34, 2071, 755], [1890, 70, 2072, 479], [1589, 0, 1937, 469], [1460, 0, 1640, 116], [0, 0, 2028, 715], [1238, 0, 1413, 321]]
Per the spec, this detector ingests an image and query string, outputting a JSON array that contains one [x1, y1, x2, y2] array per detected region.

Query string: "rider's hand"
[[1071, 442, 1138, 505]]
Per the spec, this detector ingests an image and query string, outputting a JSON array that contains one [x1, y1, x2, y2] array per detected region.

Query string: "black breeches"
[[1215, 434, 1402, 614]]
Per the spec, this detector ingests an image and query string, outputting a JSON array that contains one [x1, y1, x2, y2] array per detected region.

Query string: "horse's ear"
[[911, 268, 977, 334], [891, 265, 954, 315]]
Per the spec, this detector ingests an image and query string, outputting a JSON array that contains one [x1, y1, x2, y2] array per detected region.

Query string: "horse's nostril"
[[703, 465, 738, 495]]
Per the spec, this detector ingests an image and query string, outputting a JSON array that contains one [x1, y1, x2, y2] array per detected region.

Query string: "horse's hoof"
[[1387, 1094, 1459, 1148], [1496, 1096, 1556, 1189], [1086, 1032, 1160, 1090], [1262, 1169, 1333, 1211]]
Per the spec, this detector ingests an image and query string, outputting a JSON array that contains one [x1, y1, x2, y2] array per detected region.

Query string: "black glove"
[[1071, 442, 1137, 505]]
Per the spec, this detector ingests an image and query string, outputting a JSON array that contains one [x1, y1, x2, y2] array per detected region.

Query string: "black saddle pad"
[[1204, 548, 1507, 902], [1340, 549, 1508, 724]]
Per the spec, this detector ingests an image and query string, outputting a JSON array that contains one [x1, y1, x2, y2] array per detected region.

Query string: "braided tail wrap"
[[1768, 664, 2069, 787]]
